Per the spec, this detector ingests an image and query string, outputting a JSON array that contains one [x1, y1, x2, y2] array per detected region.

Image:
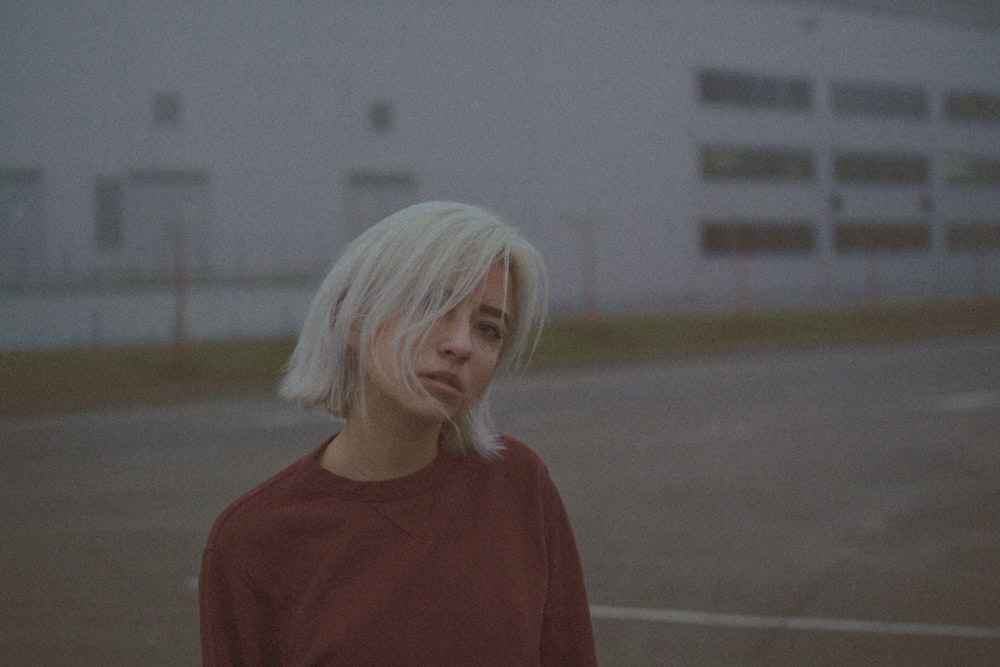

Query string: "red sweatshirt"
[[199, 435, 597, 666]]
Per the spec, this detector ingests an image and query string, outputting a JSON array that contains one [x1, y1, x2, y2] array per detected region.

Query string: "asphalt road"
[[2, 336, 998, 665]]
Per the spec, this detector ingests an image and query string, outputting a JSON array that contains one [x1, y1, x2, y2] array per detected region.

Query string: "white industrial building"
[[2, 0, 999, 349]]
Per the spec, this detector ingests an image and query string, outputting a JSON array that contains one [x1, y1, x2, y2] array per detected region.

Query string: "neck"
[[321, 409, 443, 481]]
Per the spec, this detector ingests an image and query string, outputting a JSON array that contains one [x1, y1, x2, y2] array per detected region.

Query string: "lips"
[[419, 370, 463, 395]]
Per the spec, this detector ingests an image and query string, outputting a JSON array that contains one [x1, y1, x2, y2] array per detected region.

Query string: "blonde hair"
[[280, 201, 547, 458]]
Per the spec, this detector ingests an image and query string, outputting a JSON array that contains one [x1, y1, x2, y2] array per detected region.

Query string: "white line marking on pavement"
[[589, 605, 1000, 639], [923, 390, 1000, 413]]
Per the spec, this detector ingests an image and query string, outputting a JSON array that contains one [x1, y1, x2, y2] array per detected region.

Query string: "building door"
[[122, 168, 211, 278], [0, 168, 45, 282]]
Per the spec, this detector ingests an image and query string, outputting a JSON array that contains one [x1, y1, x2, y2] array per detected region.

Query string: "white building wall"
[[1, 1, 999, 349]]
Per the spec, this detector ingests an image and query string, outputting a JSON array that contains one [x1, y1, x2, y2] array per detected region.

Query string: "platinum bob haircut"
[[280, 201, 547, 458]]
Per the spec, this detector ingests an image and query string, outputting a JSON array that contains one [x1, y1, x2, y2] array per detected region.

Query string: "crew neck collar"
[[302, 435, 469, 501]]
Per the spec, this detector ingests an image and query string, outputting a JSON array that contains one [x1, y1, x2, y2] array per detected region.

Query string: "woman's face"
[[364, 261, 511, 424]]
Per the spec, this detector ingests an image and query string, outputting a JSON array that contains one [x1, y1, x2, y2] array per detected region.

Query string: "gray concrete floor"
[[2, 337, 998, 665]]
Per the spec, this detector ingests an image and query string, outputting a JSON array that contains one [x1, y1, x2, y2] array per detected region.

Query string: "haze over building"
[[2, 0, 998, 349]]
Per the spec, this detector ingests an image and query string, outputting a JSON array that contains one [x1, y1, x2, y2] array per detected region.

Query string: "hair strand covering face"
[[280, 201, 547, 458]]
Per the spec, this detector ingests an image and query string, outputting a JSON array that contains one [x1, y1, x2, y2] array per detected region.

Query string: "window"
[[94, 177, 123, 250], [834, 153, 928, 184], [944, 155, 1000, 188], [125, 168, 211, 276], [368, 100, 393, 133], [830, 81, 927, 119], [152, 92, 181, 127], [947, 221, 1000, 251], [945, 91, 1000, 124], [835, 221, 930, 252], [701, 146, 814, 181], [699, 69, 812, 110], [702, 220, 815, 255]]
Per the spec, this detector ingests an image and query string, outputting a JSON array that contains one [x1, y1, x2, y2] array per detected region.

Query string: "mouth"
[[419, 370, 464, 396]]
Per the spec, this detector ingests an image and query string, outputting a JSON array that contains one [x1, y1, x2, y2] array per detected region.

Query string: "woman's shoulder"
[[475, 435, 565, 512], [205, 445, 322, 547], [483, 434, 552, 483], [496, 434, 544, 465]]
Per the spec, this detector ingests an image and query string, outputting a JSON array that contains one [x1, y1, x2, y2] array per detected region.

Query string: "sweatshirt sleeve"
[[199, 547, 277, 666], [538, 474, 598, 667]]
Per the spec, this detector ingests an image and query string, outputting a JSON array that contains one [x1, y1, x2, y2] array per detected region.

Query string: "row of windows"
[[702, 220, 1000, 255], [701, 146, 1000, 187], [699, 69, 1000, 124]]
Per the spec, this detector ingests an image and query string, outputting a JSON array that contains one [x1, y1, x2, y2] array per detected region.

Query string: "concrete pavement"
[[2, 337, 998, 665]]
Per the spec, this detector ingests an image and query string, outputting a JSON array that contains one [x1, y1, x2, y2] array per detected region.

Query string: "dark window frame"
[[947, 221, 1000, 251], [368, 100, 393, 133], [945, 91, 1000, 124], [830, 81, 928, 119], [701, 145, 815, 182], [702, 220, 816, 255], [834, 153, 929, 185], [944, 155, 1000, 189], [699, 69, 812, 111], [152, 92, 182, 127], [835, 221, 931, 253]]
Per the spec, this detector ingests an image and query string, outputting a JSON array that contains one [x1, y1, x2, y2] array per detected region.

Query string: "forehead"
[[418, 261, 513, 321], [474, 262, 510, 304]]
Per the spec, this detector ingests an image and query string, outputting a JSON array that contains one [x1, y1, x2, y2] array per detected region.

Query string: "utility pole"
[[172, 213, 191, 369], [571, 215, 600, 328]]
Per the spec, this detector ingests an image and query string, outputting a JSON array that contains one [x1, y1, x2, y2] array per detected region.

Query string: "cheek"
[[471, 351, 501, 389]]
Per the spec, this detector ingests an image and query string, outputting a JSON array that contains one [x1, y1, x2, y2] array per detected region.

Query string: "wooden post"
[[736, 246, 751, 318], [581, 218, 599, 328], [866, 248, 881, 311], [173, 225, 191, 368], [972, 236, 986, 302]]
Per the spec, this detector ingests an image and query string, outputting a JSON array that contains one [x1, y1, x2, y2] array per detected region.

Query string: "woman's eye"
[[476, 322, 504, 341]]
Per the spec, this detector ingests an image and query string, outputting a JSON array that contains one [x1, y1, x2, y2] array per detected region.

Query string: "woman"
[[199, 202, 597, 665]]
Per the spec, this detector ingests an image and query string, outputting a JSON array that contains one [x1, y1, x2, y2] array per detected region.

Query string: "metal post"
[[581, 218, 599, 328], [866, 248, 881, 311], [736, 243, 751, 318], [173, 220, 191, 368]]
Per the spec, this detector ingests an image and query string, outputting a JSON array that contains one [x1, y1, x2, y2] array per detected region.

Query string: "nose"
[[436, 314, 472, 361]]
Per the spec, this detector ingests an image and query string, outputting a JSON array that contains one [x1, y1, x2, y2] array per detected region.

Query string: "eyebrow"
[[479, 304, 510, 327]]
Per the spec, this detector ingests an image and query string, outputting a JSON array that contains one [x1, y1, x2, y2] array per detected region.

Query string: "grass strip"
[[2, 300, 998, 417]]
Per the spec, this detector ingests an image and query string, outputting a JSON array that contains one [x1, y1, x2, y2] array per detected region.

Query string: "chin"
[[404, 398, 462, 424]]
